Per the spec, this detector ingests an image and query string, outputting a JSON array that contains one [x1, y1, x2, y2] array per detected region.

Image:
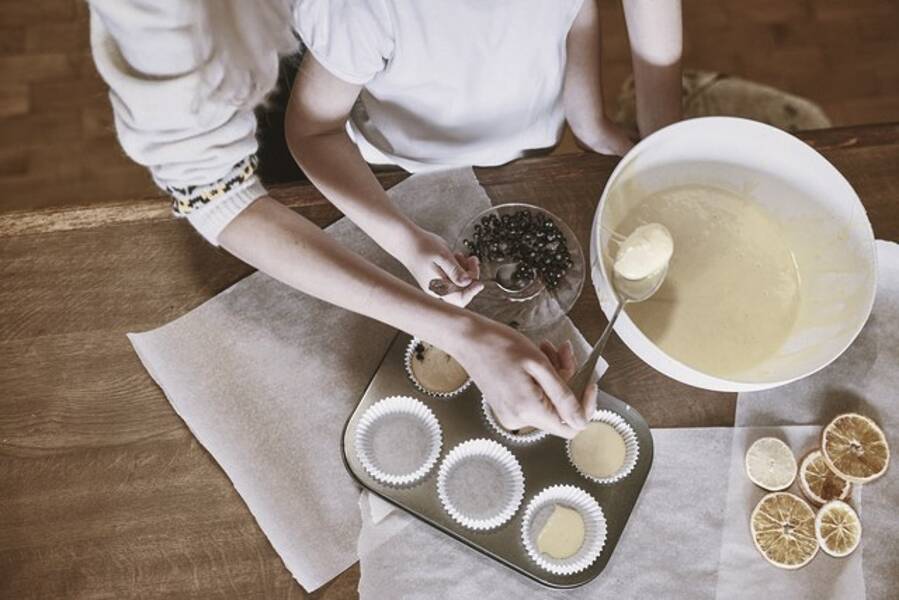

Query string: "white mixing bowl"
[[591, 117, 877, 392]]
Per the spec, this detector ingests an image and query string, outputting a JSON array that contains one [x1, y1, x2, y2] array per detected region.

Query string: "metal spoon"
[[566, 262, 669, 404], [428, 261, 542, 299]]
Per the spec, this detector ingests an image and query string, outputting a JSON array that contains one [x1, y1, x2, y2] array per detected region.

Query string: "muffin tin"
[[341, 332, 654, 588]]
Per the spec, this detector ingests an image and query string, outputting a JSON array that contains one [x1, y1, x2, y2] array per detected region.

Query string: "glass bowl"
[[453, 203, 585, 331]]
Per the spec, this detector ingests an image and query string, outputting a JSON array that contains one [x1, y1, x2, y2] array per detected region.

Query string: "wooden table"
[[2, 124, 897, 599]]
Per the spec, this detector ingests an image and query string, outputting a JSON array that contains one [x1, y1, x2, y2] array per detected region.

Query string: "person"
[[89, 0, 682, 438]]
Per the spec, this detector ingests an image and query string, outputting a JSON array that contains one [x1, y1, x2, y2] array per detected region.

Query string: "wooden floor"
[[1, 0, 899, 211]]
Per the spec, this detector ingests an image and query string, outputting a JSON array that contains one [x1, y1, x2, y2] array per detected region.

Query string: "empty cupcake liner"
[[437, 438, 525, 530], [354, 395, 443, 487], [480, 395, 548, 445], [566, 409, 639, 485], [520, 484, 607, 576], [404, 338, 472, 398]]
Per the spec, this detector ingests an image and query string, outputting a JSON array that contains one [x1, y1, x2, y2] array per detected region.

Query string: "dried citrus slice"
[[750, 492, 819, 569], [815, 500, 861, 558], [745, 437, 797, 491], [798, 450, 851, 506], [821, 413, 890, 483]]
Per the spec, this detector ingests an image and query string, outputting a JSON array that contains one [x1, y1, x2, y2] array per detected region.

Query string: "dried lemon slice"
[[745, 437, 797, 491], [750, 492, 819, 569], [815, 500, 861, 558], [821, 413, 890, 483], [798, 450, 851, 506]]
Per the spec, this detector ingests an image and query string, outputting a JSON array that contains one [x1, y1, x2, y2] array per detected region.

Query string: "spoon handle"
[[428, 278, 462, 296], [568, 300, 627, 401]]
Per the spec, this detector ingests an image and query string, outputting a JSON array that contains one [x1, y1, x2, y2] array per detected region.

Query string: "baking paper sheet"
[[128, 167, 607, 591], [129, 168, 492, 591], [358, 427, 736, 599], [734, 240, 899, 600]]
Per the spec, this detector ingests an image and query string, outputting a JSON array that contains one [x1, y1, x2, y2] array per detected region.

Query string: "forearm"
[[218, 195, 473, 348], [563, 0, 610, 149], [288, 128, 421, 261], [563, 0, 633, 156], [623, 0, 683, 137]]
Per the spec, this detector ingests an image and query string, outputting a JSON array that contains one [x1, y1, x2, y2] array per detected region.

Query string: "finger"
[[435, 254, 472, 286], [521, 400, 579, 439], [539, 340, 560, 370], [527, 361, 587, 429], [454, 253, 481, 284], [458, 281, 484, 306], [494, 411, 526, 432], [581, 380, 598, 421], [466, 255, 481, 280], [557, 340, 576, 380]]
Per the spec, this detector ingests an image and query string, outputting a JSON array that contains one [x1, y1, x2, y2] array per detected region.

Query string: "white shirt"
[[89, 0, 275, 244], [295, 0, 584, 172], [89, 0, 584, 245]]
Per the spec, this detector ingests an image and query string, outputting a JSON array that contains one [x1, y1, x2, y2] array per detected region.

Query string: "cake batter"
[[614, 223, 674, 281], [570, 422, 627, 479], [410, 342, 469, 394], [615, 184, 801, 378], [537, 505, 585, 560]]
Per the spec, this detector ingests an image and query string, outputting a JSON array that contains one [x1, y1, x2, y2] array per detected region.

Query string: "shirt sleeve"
[[88, 0, 271, 245], [293, 0, 395, 85]]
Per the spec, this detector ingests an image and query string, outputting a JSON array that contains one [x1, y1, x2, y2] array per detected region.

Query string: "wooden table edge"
[[1, 122, 897, 239]]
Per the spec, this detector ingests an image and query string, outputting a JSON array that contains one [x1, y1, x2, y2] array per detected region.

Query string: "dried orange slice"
[[750, 492, 818, 569], [821, 413, 890, 483], [745, 437, 797, 491], [815, 500, 861, 558], [798, 450, 851, 506]]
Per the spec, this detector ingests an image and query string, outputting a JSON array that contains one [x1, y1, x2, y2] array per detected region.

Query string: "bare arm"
[[218, 196, 589, 437], [564, 0, 634, 156], [220, 196, 460, 340], [285, 54, 479, 306], [623, 0, 683, 137]]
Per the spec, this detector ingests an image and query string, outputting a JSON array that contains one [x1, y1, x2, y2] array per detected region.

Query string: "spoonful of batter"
[[567, 223, 673, 409]]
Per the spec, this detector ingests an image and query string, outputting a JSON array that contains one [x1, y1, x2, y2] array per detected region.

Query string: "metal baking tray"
[[342, 331, 654, 588]]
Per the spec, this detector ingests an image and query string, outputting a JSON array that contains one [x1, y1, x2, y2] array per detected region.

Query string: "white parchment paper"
[[128, 167, 607, 591], [128, 168, 492, 591], [358, 427, 735, 599], [734, 240, 899, 600], [355, 242, 898, 599]]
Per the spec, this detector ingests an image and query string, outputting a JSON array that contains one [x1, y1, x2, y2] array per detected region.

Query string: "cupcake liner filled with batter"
[[354, 395, 443, 487], [521, 485, 607, 576], [566, 409, 639, 484], [404, 338, 472, 398], [437, 438, 525, 530]]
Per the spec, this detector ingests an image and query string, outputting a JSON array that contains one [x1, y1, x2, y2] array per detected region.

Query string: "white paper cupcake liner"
[[480, 395, 548, 445], [520, 485, 607, 576], [566, 409, 639, 485], [404, 338, 472, 398], [436, 438, 525, 530], [354, 395, 443, 487]]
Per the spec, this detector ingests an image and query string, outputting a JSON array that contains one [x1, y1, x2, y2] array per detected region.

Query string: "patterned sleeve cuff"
[[167, 155, 260, 216], [167, 154, 267, 246], [185, 178, 267, 246]]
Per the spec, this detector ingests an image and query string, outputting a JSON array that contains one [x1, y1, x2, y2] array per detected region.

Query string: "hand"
[[540, 339, 598, 419], [400, 228, 483, 307], [581, 117, 636, 157], [449, 317, 591, 439]]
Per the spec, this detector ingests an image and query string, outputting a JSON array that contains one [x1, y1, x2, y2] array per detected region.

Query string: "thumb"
[[436, 254, 472, 286]]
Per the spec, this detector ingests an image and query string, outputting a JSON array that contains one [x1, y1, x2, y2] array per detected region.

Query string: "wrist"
[[417, 303, 482, 355], [382, 219, 427, 266]]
